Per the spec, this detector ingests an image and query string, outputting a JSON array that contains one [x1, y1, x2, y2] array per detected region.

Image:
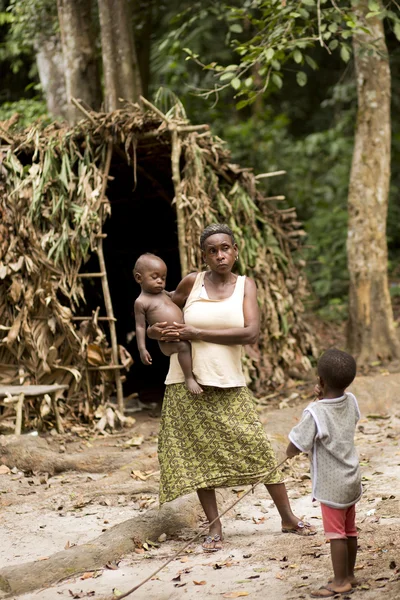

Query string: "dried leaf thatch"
[[0, 99, 316, 421]]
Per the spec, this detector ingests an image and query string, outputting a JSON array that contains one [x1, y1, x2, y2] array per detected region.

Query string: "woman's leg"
[[266, 482, 315, 534], [197, 488, 223, 550]]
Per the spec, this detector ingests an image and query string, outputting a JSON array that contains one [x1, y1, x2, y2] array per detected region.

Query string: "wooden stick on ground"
[[109, 457, 289, 600]]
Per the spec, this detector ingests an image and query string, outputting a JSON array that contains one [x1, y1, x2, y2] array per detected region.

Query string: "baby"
[[133, 253, 202, 394]]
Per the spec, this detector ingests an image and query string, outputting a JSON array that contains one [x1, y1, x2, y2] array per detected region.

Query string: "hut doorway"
[[78, 152, 182, 403]]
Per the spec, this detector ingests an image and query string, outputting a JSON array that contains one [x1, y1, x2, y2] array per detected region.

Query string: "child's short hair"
[[318, 348, 356, 390], [133, 253, 164, 276]]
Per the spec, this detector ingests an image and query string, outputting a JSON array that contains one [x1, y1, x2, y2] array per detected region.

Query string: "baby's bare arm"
[[134, 299, 152, 365]]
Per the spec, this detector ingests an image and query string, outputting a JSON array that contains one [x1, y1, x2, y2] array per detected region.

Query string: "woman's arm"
[[162, 278, 260, 345], [170, 272, 197, 308]]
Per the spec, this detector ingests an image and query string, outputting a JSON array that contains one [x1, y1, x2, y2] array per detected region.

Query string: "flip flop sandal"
[[310, 585, 353, 598], [202, 534, 222, 553], [282, 520, 317, 536]]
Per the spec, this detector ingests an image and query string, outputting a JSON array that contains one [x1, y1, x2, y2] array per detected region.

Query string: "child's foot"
[[186, 377, 203, 394], [329, 576, 359, 587], [310, 582, 352, 597]]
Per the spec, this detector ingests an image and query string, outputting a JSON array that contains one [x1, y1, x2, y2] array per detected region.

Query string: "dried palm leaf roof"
[[0, 99, 316, 417]]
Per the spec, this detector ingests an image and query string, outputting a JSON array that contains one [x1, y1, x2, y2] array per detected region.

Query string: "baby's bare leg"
[[158, 341, 203, 394]]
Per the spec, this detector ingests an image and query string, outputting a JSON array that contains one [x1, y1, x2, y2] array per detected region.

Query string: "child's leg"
[[345, 504, 358, 583], [311, 504, 352, 597], [159, 341, 202, 394], [177, 342, 203, 394], [330, 539, 350, 586]]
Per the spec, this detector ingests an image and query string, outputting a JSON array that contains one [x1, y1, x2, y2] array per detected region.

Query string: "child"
[[287, 348, 361, 598], [133, 253, 202, 394]]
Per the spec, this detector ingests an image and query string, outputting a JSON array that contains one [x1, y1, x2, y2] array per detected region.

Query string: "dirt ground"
[[0, 371, 399, 600]]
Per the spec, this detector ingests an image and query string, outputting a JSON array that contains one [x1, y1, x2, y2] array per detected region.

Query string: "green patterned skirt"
[[158, 384, 283, 504]]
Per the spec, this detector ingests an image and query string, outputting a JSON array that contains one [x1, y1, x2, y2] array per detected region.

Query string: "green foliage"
[[0, 98, 49, 128], [178, 0, 400, 107]]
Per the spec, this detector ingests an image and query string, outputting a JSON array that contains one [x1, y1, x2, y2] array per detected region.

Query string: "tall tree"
[[97, 0, 142, 111], [35, 35, 68, 120], [57, 0, 101, 123], [178, 0, 400, 364], [347, 0, 400, 362]]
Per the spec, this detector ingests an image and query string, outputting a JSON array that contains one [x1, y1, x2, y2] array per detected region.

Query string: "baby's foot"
[[186, 377, 203, 394]]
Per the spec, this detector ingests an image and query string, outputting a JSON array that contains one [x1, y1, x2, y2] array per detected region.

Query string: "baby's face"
[[140, 259, 167, 294]]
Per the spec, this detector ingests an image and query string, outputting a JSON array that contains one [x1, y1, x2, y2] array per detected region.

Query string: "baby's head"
[[133, 253, 167, 294], [317, 348, 356, 395]]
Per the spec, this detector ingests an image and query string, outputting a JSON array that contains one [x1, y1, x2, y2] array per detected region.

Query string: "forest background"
[[1, 0, 400, 357]]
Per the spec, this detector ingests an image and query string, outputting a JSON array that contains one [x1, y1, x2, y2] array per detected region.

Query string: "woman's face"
[[202, 233, 238, 273]]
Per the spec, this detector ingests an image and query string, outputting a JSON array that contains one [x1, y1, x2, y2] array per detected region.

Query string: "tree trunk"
[[57, 0, 102, 123], [346, 0, 400, 364], [134, 0, 152, 98], [35, 35, 68, 120], [98, 0, 143, 111], [0, 495, 201, 596]]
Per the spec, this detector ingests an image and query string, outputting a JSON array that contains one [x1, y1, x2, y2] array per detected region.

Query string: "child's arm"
[[286, 441, 301, 458], [134, 300, 152, 365]]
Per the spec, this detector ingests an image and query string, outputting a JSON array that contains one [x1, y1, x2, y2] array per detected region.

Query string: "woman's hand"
[[160, 322, 201, 342], [147, 322, 168, 340]]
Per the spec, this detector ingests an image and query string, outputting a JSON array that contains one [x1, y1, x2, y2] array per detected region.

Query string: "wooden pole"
[[15, 393, 25, 435], [97, 239, 124, 413], [97, 140, 124, 413], [170, 129, 188, 276]]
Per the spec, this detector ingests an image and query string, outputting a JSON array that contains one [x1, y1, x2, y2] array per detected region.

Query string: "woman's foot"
[[281, 518, 316, 536], [202, 534, 223, 552], [186, 377, 203, 394], [202, 523, 223, 552], [310, 582, 352, 597]]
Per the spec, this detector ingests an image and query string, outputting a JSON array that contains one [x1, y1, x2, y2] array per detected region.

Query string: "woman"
[[148, 223, 315, 551]]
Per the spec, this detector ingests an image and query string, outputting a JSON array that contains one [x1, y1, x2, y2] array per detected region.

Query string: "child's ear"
[[319, 376, 325, 388], [134, 272, 142, 284]]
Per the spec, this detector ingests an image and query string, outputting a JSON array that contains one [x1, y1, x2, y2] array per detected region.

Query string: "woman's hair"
[[317, 348, 356, 390], [200, 223, 236, 249]]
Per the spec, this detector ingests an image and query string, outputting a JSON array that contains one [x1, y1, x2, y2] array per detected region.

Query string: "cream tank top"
[[165, 272, 247, 388]]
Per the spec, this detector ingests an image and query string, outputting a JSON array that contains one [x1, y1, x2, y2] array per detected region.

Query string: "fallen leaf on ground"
[[193, 580, 206, 585], [125, 435, 144, 447], [0, 465, 10, 475], [37, 556, 49, 561], [180, 557, 189, 563], [113, 588, 123, 597], [131, 470, 147, 481], [275, 573, 285, 580], [158, 533, 167, 542], [223, 592, 249, 598], [106, 561, 119, 570]]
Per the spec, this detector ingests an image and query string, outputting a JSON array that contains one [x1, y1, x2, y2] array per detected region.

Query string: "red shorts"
[[320, 503, 357, 540]]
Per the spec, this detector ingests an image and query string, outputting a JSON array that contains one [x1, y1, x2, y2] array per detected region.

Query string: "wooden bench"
[[0, 384, 68, 435]]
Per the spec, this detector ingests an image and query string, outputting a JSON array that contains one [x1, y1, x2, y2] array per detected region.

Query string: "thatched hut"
[[0, 99, 315, 423]]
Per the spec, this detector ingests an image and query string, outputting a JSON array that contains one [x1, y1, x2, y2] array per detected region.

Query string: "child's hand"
[[314, 383, 323, 399], [140, 350, 152, 365]]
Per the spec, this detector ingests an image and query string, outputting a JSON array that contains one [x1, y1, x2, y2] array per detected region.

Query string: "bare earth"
[[0, 372, 399, 600]]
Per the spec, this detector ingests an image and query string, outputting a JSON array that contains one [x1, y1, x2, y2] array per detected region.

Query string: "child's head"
[[317, 348, 356, 393], [133, 253, 167, 294]]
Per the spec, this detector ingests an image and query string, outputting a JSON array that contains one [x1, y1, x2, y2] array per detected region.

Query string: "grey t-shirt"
[[289, 393, 362, 508]]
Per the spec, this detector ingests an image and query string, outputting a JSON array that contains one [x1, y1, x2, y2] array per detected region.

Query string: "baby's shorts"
[[320, 503, 357, 540]]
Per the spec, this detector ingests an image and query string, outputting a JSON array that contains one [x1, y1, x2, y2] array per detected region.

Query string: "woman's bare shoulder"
[[244, 276, 257, 293], [177, 271, 198, 290]]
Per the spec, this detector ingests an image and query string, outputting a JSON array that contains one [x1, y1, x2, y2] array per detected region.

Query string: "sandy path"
[[0, 373, 399, 599]]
